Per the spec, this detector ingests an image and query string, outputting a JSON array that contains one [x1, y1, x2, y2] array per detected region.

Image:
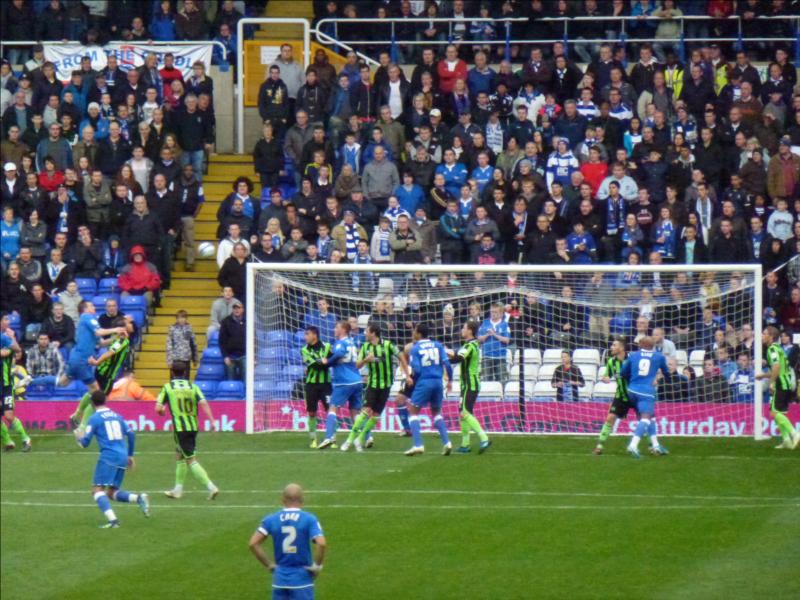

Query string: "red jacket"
[[580, 162, 609, 198], [437, 59, 468, 95], [118, 245, 161, 293]]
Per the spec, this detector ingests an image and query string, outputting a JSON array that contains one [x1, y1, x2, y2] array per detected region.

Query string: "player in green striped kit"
[[341, 324, 409, 452], [157, 361, 220, 499], [756, 326, 800, 449], [301, 326, 332, 448], [448, 321, 490, 453], [1, 318, 31, 452], [69, 317, 130, 432], [594, 337, 630, 455]]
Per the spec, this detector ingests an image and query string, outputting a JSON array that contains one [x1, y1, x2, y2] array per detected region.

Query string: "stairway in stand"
[[134, 154, 260, 394], [255, 0, 313, 39]]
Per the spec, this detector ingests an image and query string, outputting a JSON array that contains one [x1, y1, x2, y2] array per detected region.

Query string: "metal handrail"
[[314, 29, 379, 68]]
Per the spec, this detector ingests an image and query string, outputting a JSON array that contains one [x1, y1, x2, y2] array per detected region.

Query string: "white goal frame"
[[246, 263, 764, 439]]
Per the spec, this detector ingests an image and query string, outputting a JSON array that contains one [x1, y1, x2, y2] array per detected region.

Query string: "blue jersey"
[[258, 508, 323, 589], [71, 312, 101, 362], [329, 336, 362, 386], [410, 339, 453, 381], [477, 318, 511, 359], [621, 349, 668, 398], [729, 368, 754, 403], [78, 407, 135, 468], [1, 333, 11, 352]]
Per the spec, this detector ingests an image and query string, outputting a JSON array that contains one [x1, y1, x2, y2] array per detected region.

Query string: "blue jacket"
[[1, 219, 22, 260], [435, 162, 468, 199], [467, 67, 496, 97], [393, 184, 425, 214], [150, 13, 177, 41]]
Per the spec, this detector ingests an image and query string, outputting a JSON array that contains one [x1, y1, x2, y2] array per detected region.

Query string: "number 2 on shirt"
[[281, 525, 297, 554]]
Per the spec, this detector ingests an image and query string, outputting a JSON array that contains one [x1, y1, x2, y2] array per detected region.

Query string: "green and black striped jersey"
[[606, 356, 629, 401], [766, 343, 796, 391], [301, 342, 332, 384], [156, 379, 206, 432], [359, 339, 399, 390], [457, 340, 481, 392], [96, 336, 130, 380]]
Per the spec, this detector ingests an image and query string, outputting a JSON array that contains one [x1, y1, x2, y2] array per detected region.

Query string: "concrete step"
[[146, 324, 210, 336], [173, 260, 219, 274]]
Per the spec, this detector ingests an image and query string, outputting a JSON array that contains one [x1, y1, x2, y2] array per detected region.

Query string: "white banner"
[[43, 43, 213, 82]]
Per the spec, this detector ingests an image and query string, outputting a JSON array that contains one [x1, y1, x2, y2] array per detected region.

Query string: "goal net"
[[246, 264, 765, 439]]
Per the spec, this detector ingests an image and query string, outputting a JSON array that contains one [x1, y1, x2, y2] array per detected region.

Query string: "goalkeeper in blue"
[[249, 483, 327, 599], [620, 336, 670, 459], [74, 391, 150, 528], [317, 320, 362, 450], [405, 323, 453, 457]]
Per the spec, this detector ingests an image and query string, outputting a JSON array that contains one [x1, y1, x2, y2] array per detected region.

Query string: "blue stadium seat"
[[609, 312, 634, 336], [257, 346, 288, 364], [98, 277, 119, 293], [195, 363, 225, 381], [54, 380, 88, 399], [286, 365, 305, 380], [92, 294, 120, 309], [288, 349, 304, 366], [75, 278, 97, 298], [216, 380, 245, 399], [201, 346, 223, 364], [207, 329, 220, 347], [120, 295, 148, 313], [293, 329, 306, 347], [195, 379, 218, 399], [127, 309, 147, 331], [265, 381, 293, 400], [26, 381, 53, 399]]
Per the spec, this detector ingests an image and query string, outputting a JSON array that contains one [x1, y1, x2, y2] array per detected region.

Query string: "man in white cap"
[[0, 162, 23, 209]]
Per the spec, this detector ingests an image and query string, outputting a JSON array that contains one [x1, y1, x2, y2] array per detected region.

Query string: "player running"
[[74, 390, 150, 528], [69, 316, 130, 431], [1, 319, 31, 452], [756, 326, 800, 449], [620, 336, 670, 459], [405, 323, 453, 456], [249, 483, 327, 599], [448, 321, 491, 454], [300, 326, 332, 449], [317, 320, 362, 450], [593, 337, 631, 455], [157, 361, 220, 499], [393, 342, 414, 436], [341, 324, 410, 452]]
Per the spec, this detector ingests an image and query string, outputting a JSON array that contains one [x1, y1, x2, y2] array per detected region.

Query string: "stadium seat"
[[597, 366, 607, 380], [75, 277, 97, 298], [54, 380, 88, 399], [207, 330, 220, 347], [576, 364, 597, 382], [573, 349, 601, 365], [285, 365, 305, 381], [506, 348, 518, 367], [504, 381, 520, 397], [522, 349, 541, 365], [592, 381, 617, 399], [507, 364, 519, 381], [216, 380, 245, 399], [531, 380, 556, 401], [127, 309, 147, 331], [265, 381, 293, 400], [293, 329, 306, 347], [609, 312, 634, 335], [97, 278, 119, 293], [579, 381, 594, 399], [195, 380, 218, 399], [481, 381, 503, 398], [675, 350, 688, 368], [201, 346, 223, 364], [542, 349, 564, 364], [689, 350, 706, 369], [25, 381, 53, 399], [92, 294, 120, 309], [257, 346, 287, 364], [120, 295, 148, 313], [195, 363, 225, 381], [537, 364, 557, 381]]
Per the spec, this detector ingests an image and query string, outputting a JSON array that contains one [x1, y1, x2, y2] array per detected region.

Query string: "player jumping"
[[300, 326, 332, 449], [317, 320, 362, 450], [405, 323, 453, 456], [342, 324, 409, 452], [594, 337, 631, 455], [157, 361, 220, 500], [448, 321, 491, 453], [620, 336, 670, 459], [249, 483, 327, 599], [69, 316, 130, 431], [74, 391, 150, 528], [1, 319, 31, 452], [756, 326, 800, 449]]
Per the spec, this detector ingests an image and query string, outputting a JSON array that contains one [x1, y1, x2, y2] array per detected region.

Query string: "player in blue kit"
[[249, 483, 327, 599], [74, 391, 150, 528], [405, 323, 453, 456], [317, 320, 363, 450], [620, 336, 670, 458], [60, 301, 126, 400]]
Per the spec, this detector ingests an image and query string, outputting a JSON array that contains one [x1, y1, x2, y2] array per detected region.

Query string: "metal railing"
[[314, 28, 380, 68]]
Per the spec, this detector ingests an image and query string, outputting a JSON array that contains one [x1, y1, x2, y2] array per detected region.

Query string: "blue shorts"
[[272, 587, 313, 600], [410, 379, 444, 410], [93, 459, 127, 488], [628, 390, 655, 416], [67, 359, 95, 385], [330, 384, 362, 410]]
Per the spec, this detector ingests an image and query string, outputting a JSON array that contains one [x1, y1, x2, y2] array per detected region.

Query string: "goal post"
[[246, 263, 765, 440]]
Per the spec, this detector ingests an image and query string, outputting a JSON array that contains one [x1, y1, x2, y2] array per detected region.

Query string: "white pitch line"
[[2, 490, 797, 502], [2, 501, 797, 511]]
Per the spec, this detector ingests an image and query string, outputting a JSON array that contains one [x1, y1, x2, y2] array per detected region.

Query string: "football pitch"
[[1, 433, 798, 600]]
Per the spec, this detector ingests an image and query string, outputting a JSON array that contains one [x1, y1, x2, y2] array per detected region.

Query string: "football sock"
[[113, 490, 138, 503], [347, 412, 368, 443], [189, 461, 213, 489], [10, 418, 29, 442], [324, 412, 337, 441], [308, 416, 317, 439], [72, 392, 92, 419], [648, 420, 659, 447], [462, 412, 488, 443], [94, 491, 117, 522], [460, 419, 470, 447], [433, 415, 449, 445], [773, 411, 794, 442], [409, 415, 422, 447], [630, 419, 649, 450], [358, 416, 378, 442], [598, 422, 612, 444], [398, 405, 410, 431], [0, 421, 11, 446], [80, 404, 96, 428], [175, 461, 188, 490]]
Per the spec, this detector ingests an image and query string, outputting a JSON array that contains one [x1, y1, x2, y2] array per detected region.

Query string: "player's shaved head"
[[282, 483, 304, 507], [638, 336, 654, 350], [764, 325, 780, 342]]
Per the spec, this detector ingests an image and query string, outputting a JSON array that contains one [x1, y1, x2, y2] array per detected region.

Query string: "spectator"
[[208, 286, 236, 337], [58, 280, 82, 322], [166, 309, 198, 377], [219, 299, 246, 381], [175, 0, 207, 40], [271, 44, 305, 114], [217, 241, 249, 302], [695, 357, 732, 403], [767, 137, 800, 201], [174, 94, 213, 180], [331, 209, 367, 261], [118, 245, 161, 309], [551, 351, 586, 401], [40, 302, 75, 350], [362, 146, 399, 210], [26, 331, 64, 388]]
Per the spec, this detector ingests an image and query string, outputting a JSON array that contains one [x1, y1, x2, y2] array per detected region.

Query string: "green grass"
[[2, 433, 799, 600]]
